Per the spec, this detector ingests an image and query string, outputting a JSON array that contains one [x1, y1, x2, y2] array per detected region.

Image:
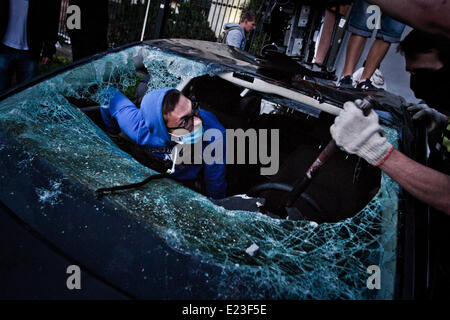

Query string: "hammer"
[[284, 95, 377, 208]]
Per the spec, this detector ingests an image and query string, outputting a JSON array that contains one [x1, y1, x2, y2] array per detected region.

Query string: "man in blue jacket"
[[100, 88, 227, 199], [222, 10, 256, 50]]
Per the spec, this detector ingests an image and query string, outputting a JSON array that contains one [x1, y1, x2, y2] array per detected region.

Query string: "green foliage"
[[108, 0, 159, 47], [164, 2, 217, 41], [248, 31, 268, 56], [244, 0, 271, 56], [123, 72, 146, 101], [107, 1, 216, 46], [38, 55, 72, 75], [245, 0, 265, 11]]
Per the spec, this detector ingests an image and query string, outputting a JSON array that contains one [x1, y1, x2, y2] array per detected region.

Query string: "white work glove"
[[406, 103, 448, 133], [330, 101, 394, 166]]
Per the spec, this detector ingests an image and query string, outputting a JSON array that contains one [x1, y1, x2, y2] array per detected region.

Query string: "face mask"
[[410, 64, 450, 112], [169, 124, 203, 145]]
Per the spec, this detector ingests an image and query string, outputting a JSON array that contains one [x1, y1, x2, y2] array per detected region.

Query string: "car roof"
[[0, 39, 407, 128], [145, 39, 407, 125]]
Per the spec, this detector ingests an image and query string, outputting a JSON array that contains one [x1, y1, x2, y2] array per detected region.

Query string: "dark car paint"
[[0, 202, 128, 299], [0, 131, 229, 299]]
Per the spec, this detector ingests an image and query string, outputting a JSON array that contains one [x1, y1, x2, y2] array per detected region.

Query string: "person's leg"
[[0, 45, 15, 93], [342, 33, 367, 77], [359, 38, 390, 81], [315, 9, 336, 65], [359, 10, 406, 83], [15, 51, 38, 86], [339, 0, 372, 86]]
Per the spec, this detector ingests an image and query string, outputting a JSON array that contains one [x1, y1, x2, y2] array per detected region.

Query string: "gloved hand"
[[330, 100, 394, 166], [406, 103, 448, 133]]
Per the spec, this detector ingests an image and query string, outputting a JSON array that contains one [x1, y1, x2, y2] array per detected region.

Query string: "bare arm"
[[379, 149, 450, 215], [366, 0, 450, 37]]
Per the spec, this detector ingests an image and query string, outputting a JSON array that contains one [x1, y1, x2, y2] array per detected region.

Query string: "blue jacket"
[[223, 22, 245, 50], [100, 88, 227, 199]]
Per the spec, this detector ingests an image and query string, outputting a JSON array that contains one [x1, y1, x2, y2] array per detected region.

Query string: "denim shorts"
[[347, 0, 406, 43]]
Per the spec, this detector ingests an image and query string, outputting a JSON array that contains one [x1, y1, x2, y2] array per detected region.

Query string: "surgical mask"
[[169, 124, 204, 145], [410, 64, 450, 112]]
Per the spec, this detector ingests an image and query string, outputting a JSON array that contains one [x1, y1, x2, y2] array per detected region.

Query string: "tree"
[[164, 1, 217, 41]]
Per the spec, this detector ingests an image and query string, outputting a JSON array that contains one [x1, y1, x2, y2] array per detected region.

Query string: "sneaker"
[[353, 67, 386, 90], [356, 79, 377, 90], [338, 75, 354, 88]]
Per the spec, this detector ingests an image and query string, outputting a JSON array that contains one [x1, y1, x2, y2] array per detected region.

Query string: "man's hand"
[[330, 101, 394, 166], [406, 103, 448, 133], [41, 56, 51, 65]]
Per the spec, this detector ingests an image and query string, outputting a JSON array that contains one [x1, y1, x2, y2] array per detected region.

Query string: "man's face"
[[241, 19, 256, 33], [163, 94, 201, 135]]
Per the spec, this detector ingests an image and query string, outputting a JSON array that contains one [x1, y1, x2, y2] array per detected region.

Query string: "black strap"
[[95, 172, 171, 199]]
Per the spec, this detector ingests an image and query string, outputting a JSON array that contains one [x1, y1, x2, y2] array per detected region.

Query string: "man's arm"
[[330, 101, 450, 216], [366, 0, 450, 37], [379, 149, 450, 215], [100, 89, 148, 144]]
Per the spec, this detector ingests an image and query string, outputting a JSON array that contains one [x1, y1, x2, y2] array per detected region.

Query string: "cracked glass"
[[0, 44, 400, 299]]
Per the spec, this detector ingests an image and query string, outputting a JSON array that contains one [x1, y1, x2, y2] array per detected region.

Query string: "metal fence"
[[208, 0, 248, 37], [57, 0, 252, 48], [58, 0, 71, 44]]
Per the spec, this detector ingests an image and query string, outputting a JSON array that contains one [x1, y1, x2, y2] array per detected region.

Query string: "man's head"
[[162, 90, 202, 136], [240, 10, 256, 33], [398, 30, 449, 74], [398, 30, 450, 111]]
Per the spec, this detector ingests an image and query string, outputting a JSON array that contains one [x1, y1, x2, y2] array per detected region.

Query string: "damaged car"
[[0, 39, 428, 299]]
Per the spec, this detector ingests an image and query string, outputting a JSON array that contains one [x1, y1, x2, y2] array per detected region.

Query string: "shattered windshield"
[[0, 44, 400, 299]]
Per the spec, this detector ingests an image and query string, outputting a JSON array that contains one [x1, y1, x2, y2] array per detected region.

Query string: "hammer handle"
[[285, 140, 338, 207], [284, 96, 376, 208]]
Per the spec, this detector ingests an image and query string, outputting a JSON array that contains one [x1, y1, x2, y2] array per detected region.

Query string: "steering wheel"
[[247, 182, 325, 215]]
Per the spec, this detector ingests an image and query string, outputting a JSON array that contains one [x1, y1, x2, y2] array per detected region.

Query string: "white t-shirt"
[[2, 0, 30, 50]]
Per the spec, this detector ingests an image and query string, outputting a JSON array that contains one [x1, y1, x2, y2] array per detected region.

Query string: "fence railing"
[[208, 0, 248, 37], [58, 0, 71, 44], [58, 0, 253, 48]]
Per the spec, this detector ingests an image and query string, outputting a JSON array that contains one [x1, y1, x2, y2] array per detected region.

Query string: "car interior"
[[75, 71, 381, 224]]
